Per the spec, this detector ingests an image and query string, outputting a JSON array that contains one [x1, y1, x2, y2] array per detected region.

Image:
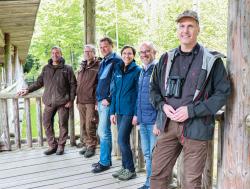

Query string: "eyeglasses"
[[84, 51, 93, 53], [139, 50, 151, 55]]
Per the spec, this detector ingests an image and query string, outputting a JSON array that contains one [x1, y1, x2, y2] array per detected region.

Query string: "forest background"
[[24, 0, 228, 79]]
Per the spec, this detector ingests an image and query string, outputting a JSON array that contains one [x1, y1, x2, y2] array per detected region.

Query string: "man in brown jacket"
[[77, 44, 100, 158], [18, 46, 77, 155]]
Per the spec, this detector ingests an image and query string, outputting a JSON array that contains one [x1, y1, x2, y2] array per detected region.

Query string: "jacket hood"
[[48, 57, 65, 68]]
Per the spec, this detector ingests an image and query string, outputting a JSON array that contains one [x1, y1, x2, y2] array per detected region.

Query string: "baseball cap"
[[176, 10, 199, 23]]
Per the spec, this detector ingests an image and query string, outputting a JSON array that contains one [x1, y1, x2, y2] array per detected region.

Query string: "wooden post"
[[36, 97, 43, 146], [25, 98, 32, 147], [4, 33, 12, 86], [136, 127, 145, 172], [69, 104, 76, 146], [218, 1, 250, 188], [1, 99, 11, 150], [84, 0, 96, 45], [13, 98, 21, 149]]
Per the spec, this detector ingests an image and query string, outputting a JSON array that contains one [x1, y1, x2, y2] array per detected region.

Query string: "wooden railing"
[[0, 90, 224, 189]]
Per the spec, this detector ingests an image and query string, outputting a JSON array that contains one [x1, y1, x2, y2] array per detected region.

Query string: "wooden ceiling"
[[0, 0, 41, 62]]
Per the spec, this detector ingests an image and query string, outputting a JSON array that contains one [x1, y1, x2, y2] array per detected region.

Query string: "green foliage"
[[30, 0, 84, 71], [28, 0, 228, 75]]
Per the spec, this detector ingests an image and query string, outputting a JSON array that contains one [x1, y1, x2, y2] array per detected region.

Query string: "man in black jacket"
[[18, 46, 76, 156], [149, 10, 231, 189]]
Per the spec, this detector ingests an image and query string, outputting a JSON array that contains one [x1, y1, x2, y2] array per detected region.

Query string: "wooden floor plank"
[[0, 147, 145, 189]]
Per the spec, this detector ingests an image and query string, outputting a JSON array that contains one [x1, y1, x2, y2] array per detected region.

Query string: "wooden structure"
[[217, 0, 250, 188], [84, 0, 96, 45], [0, 148, 146, 189], [0, 0, 249, 189]]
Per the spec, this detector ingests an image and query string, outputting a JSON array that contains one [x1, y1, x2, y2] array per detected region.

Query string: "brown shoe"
[[44, 147, 57, 155], [56, 146, 64, 155]]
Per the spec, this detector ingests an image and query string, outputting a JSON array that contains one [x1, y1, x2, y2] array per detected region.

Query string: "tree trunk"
[[84, 0, 96, 45], [218, 1, 250, 188]]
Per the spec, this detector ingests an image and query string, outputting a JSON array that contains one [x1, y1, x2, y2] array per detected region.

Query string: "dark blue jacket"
[[110, 61, 141, 116], [96, 52, 122, 102], [137, 63, 157, 124]]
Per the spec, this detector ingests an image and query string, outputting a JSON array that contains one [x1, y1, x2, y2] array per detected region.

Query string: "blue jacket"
[[110, 61, 141, 116], [96, 52, 122, 102], [137, 63, 157, 124]]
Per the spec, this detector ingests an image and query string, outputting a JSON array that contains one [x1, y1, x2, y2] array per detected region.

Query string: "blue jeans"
[[97, 102, 112, 166], [117, 115, 135, 172], [139, 124, 157, 187]]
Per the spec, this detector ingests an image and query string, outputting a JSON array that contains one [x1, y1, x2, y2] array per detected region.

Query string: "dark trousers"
[[77, 103, 97, 149], [151, 121, 208, 189], [43, 105, 69, 149], [117, 114, 135, 172]]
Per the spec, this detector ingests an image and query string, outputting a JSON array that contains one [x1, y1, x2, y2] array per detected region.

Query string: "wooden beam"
[[4, 33, 12, 86], [218, 1, 250, 189], [0, 29, 4, 47], [84, 0, 96, 45]]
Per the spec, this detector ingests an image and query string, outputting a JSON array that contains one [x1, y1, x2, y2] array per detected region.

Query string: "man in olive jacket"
[[149, 10, 231, 189], [18, 46, 77, 155]]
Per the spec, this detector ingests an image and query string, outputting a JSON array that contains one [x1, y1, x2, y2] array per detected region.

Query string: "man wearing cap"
[[149, 10, 231, 189]]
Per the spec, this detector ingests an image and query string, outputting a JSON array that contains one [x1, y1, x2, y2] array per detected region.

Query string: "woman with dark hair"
[[110, 45, 141, 180]]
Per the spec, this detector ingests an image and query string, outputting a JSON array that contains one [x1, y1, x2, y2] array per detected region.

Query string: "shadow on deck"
[[0, 146, 146, 189]]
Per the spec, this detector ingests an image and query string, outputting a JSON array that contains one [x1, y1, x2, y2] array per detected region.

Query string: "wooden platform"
[[0, 147, 146, 189]]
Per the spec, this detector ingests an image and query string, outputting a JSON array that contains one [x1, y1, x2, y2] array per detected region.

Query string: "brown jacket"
[[28, 58, 77, 107], [76, 58, 100, 104]]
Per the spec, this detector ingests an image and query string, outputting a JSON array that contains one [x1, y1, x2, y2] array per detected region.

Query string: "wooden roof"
[[0, 0, 41, 62]]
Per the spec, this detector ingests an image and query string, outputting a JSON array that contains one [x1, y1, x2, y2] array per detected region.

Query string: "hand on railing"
[[153, 124, 161, 136], [110, 114, 117, 125], [17, 89, 29, 96], [65, 101, 73, 108], [132, 115, 137, 126]]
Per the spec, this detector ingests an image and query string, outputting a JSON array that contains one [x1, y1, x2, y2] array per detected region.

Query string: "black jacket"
[[150, 45, 231, 140]]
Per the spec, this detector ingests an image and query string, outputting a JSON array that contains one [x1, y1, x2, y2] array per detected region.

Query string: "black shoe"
[[91, 163, 110, 173], [56, 147, 64, 155], [79, 146, 87, 155], [44, 147, 57, 155], [92, 160, 112, 167], [84, 148, 95, 158], [76, 143, 85, 148]]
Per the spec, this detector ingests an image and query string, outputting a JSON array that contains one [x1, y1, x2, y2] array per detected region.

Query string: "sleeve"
[[188, 58, 231, 118], [28, 67, 45, 93], [68, 67, 77, 102], [109, 70, 117, 115], [149, 54, 166, 111], [133, 68, 141, 116]]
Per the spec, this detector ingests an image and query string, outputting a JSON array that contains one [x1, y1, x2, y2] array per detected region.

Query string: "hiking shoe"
[[44, 147, 57, 155], [79, 146, 87, 155], [56, 146, 64, 155], [84, 148, 95, 158], [117, 169, 136, 181], [76, 143, 85, 148], [112, 167, 125, 178], [91, 163, 110, 173]]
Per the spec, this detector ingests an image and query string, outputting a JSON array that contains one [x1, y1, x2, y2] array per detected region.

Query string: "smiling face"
[[51, 48, 62, 64], [84, 46, 95, 62], [139, 44, 156, 65], [121, 47, 135, 66], [177, 17, 200, 51], [99, 41, 113, 57]]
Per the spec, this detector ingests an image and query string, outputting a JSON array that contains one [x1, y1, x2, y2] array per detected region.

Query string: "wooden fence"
[[0, 91, 224, 189]]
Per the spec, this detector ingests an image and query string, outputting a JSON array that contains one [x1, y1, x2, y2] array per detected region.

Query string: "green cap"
[[176, 10, 199, 23]]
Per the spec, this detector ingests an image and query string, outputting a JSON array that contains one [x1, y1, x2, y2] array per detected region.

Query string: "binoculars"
[[165, 76, 184, 98]]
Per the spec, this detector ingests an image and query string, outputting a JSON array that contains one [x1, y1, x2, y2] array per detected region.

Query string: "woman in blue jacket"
[[110, 45, 141, 181]]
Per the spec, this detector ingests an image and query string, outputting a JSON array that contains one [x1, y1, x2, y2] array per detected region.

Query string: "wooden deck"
[[0, 147, 146, 189]]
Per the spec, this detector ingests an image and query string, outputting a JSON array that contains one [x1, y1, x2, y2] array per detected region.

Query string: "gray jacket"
[[150, 45, 231, 140]]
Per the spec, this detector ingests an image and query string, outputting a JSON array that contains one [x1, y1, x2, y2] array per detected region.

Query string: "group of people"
[[18, 10, 231, 189]]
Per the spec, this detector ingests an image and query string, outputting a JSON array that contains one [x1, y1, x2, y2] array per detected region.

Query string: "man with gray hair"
[[77, 44, 100, 158], [18, 46, 77, 155]]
